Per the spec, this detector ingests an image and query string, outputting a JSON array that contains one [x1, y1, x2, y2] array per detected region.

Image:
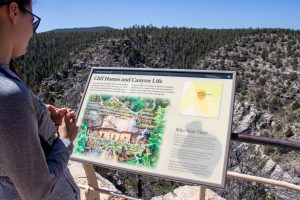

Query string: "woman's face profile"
[[11, 2, 34, 58]]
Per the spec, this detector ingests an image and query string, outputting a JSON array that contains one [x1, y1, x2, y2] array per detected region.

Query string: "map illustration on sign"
[[74, 94, 170, 169], [180, 82, 223, 118]]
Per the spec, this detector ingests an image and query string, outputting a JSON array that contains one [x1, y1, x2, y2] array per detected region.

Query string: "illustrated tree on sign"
[[139, 106, 167, 168], [74, 121, 89, 154]]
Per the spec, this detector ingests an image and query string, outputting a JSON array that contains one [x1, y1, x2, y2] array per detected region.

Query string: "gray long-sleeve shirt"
[[0, 64, 80, 200]]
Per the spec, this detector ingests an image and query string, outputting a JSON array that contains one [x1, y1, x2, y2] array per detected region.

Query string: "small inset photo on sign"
[[180, 82, 223, 118]]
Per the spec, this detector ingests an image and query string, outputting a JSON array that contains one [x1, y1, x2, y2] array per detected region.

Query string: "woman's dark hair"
[[0, 0, 32, 8], [0, 0, 32, 80], [9, 60, 24, 81]]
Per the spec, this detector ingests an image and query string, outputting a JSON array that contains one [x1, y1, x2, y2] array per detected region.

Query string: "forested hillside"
[[16, 27, 285, 90], [17, 30, 110, 89]]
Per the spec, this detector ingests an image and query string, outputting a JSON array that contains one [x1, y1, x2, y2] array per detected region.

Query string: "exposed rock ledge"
[[68, 161, 118, 200], [68, 161, 224, 200], [151, 185, 224, 200]]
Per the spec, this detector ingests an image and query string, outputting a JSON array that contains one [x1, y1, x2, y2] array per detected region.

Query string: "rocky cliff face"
[[38, 34, 300, 199], [196, 33, 300, 199], [196, 33, 300, 142]]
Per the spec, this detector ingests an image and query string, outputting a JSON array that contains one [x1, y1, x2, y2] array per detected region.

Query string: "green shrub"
[[284, 127, 294, 138], [275, 123, 282, 131], [276, 147, 290, 154], [291, 101, 300, 110], [263, 146, 275, 155]]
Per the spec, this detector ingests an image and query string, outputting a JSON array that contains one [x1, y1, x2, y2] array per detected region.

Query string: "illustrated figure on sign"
[[136, 127, 149, 144]]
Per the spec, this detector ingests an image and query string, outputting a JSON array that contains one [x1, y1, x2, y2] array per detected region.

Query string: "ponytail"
[[9, 59, 24, 81]]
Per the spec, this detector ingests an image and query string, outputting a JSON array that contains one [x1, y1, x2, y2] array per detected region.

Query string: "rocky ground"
[[69, 160, 224, 200], [39, 33, 300, 199]]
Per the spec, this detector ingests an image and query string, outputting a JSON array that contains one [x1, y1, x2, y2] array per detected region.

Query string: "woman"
[[0, 0, 80, 199]]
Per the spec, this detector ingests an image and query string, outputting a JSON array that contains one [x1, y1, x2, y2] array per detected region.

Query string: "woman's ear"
[[8, 2, 20, 25]]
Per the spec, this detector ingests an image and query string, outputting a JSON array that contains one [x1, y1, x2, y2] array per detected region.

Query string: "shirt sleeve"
[[0, 87, 72, 200]]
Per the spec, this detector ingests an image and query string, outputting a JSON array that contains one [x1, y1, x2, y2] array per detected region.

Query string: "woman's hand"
[[46, 104, 67, 125], [46, 104, 78, 142], [57, 113, 78, 142]]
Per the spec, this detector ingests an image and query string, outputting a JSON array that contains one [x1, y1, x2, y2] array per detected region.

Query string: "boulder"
[[257, 113, 273, 130], [233, 102, 245, 125], [151, 186, 224, 200], [262, 159, 277, 174], [270, 164, 284, 180], [236, 111, 257, 132], [68, 161, 119, 200]]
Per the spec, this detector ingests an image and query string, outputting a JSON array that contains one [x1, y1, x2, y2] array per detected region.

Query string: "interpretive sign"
[[72, 67, 236, 188]]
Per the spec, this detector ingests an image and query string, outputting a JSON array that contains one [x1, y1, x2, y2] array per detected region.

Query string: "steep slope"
[[197, 33, 300, 135], [196, 32, 300, 199], [196, 32, 300, 163]]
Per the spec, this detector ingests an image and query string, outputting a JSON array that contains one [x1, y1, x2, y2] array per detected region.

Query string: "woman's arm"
[[0, 89, 72, 200]]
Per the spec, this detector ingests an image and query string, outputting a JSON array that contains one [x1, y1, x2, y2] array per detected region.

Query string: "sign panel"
[[72, 67, 236, 188]]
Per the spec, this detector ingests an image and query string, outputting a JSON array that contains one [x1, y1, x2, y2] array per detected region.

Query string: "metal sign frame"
[[71, 67, 236, 188]]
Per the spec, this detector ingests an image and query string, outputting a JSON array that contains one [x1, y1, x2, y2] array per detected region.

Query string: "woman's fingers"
[[58, 115, 78, 142], [46, 104, 77, 125], [55, 108, 67, 115], [66, 108, 76, 119], [66, 112, 77, 124]]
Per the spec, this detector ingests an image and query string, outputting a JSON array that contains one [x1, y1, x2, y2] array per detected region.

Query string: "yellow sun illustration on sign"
[[180, 82, 223, 118], [197, 90, 209, 100]]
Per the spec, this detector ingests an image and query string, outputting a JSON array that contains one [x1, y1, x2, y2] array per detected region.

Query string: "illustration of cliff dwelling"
[[85, 105, 155, 146]]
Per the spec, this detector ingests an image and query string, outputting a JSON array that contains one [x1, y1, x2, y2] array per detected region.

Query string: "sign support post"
[[83, 163, 100, 200], [199, 185, 206, 200]]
